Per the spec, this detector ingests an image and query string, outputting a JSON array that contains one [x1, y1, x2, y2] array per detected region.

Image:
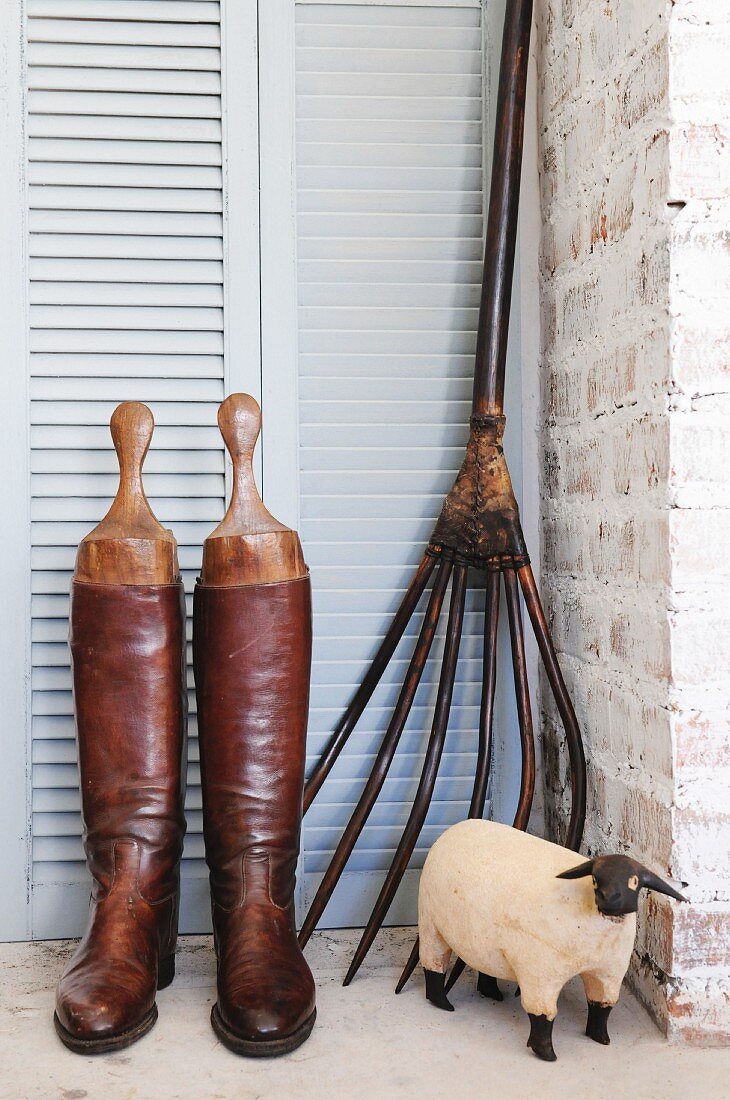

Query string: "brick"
[[670, 124, 730, 201], [612, 415, 669, 496], [670, 510, 730, 582], [673, 708, 730, 770], [670, 21, 730, 105], [671, 312, 730, 393], [618, 38, 669, 130]]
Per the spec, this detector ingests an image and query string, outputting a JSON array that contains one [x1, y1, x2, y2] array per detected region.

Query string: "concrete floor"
[[2, 929, 728, 1100]]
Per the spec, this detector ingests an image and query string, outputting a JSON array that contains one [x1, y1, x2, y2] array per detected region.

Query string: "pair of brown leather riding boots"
[[54, 400, 316, 1058]]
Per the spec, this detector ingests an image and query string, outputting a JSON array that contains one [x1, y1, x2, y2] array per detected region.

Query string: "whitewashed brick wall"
[[536, 0, 730, 1043]]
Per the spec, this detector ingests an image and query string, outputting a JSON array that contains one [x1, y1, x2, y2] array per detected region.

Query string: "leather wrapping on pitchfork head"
[[428, 416, 529, 570]]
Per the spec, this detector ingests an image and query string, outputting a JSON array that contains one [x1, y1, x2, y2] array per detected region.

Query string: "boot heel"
[[157, 954, 175, 990]]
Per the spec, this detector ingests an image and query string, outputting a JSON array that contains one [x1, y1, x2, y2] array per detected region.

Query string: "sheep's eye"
[[628, 875, 639, 891]]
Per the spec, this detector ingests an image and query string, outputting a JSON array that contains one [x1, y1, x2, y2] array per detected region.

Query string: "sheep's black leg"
[[527, 1014, 557, 1062], [477, 973, 503, 1002], [586, 1002, 612, 1045], [425, 971, 454, 1013]]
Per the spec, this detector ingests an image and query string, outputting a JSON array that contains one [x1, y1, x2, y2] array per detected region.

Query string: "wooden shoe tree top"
[[74, 402, 179, 585], [200, 393, 307, 586]]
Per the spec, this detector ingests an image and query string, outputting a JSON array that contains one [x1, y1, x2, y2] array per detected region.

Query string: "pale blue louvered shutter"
[[27, 0, 226, 937], [294, 1, 523, 926]]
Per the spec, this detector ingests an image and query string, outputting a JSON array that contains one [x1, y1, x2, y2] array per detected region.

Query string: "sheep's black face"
[[590, 856, 644, 916], [557, 854, 688, 915]]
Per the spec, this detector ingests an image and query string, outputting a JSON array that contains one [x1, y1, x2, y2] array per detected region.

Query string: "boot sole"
[[211, 1003, 316, 1058], [54, 1005, 158, 1055], [53, 954, 175, 1055]]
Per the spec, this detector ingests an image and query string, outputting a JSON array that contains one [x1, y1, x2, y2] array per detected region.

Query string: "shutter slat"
[[31, 375, 223, 401], [31, 353, 224, 378], [297, 119, 480, 145], [29, 90, 221, 118], [298, 259, 482, 284], [31, 305, 223, 331], [298, 282, 479, 306], [30, 330, 224, 354], [298, 189, 483, 215], [29, 1, 225, 923], [296, 25, 480, 51], [28, 2, 221, 21], [29, 19, 221, 48], [296, 94, 481, 122], [297, 165, 483, 190], [296, 7, 480, 29], [30, 258, 223, 282], [32, 447, 224, 473], [30, 67, 221, 94], [30, 210, 223, 235], [29, 114, 221, 142], [297, 73, 480, 98], [28, 43, 221, 71], [29, 161, 222, 187], [30, 235, 223, 260], [29, 186, 223, 212], [296, 47, 481, 76], [29, 138, 222, 165], [298, 212, 482, 238], [31, 282, 224, 306]]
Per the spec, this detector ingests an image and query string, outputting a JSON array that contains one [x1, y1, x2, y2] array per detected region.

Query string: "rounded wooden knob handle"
[[110, 400, 154, 486], [201, 392, 307, 584], [218, 392, 261, 467], [75, 400, 177, 583]]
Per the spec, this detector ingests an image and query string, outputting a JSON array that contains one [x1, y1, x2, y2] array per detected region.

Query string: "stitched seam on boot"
[[265, 853, 288, 911], [109, 838, 179, 906], [107, 838, 140, 899], [210, 853, 245, 913]]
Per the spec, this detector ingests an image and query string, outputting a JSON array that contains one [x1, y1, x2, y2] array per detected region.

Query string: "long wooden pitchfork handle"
[[301, 0, 587, 988]]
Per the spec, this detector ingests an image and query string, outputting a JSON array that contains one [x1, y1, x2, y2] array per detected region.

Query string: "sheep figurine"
[[418, 819, 687, 1062]]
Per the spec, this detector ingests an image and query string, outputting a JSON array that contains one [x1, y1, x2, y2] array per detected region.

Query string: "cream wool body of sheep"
[[417, 820, 687, 1061]]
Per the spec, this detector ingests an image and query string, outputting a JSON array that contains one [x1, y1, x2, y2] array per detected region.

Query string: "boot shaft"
[[70, 579, 188, 900], [193, 575, 312, 909]]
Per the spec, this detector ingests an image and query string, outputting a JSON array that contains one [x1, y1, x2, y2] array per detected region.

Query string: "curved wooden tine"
[[503, 567, 536, 831], [395, 938, 420, 995], [299, 558, 453, 947], [517, 563, 586, 851], [343, 564, 469, 986], [468, 569, 501, 820], [397, 569, 501, 995], [304, 553, 437, 813], [444, 956, 467, 995]]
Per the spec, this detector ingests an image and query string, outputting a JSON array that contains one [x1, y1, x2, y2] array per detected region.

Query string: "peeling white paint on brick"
[[536, 0, 730, 1044]]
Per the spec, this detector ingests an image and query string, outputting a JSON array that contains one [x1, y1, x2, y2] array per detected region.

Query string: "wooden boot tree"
[[200, 393, 307, 586], [74, 401, 178, 584]]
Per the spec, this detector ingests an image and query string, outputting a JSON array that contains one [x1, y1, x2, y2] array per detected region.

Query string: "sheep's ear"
[[640, 869, 688, 903], [556, 860, 594, 880]]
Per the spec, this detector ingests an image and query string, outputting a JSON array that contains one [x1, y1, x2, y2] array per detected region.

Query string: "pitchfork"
[[300, 0, 587, 991]]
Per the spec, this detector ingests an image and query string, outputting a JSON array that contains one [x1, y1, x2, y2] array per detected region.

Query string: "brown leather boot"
[[193, 576, 316, 1056], [54, 581, 187, 1054]]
